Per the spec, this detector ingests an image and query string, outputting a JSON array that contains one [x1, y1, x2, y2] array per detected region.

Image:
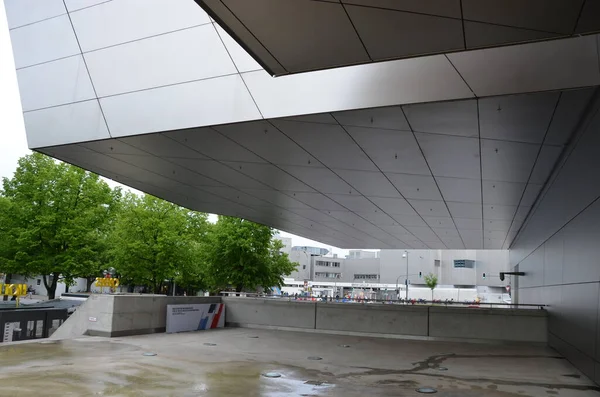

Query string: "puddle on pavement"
[[0, 340, 138, 366], [0, 342, 342, 397]]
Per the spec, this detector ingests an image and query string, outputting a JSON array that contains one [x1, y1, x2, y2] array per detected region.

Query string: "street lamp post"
[[403, 251, 409, 300], [395, 275, 402, 299]]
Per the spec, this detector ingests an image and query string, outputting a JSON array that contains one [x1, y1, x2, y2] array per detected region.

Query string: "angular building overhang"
[[39, 86, 597, 250], [195, 0, 600, 76], [4, 0, 600, 250]]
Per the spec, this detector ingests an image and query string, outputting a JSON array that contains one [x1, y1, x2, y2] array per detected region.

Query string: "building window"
[[454, 259, 474, 268], [316, 260, 340, 268], [354, 274, 379, 280], [315, 272, 341, 279], [36, 279, 41, 286], [303, 265, 306, 270]]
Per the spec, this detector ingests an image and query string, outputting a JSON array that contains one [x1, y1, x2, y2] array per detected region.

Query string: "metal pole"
[[405, 250, 409, 300], [334, 278, 337, 298]]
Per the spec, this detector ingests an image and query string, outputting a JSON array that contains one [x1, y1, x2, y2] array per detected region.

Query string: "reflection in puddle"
[[193, 365, 334, 397], [0, 341, 338, 397], [261, 374, 334, 397]]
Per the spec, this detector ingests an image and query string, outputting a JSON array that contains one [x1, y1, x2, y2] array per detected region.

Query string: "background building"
[[347, 250, 379, 259], [274, 235, 292, 255], [283, 247, 509, 302]]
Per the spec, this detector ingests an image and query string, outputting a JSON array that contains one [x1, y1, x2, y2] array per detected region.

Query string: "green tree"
[[424, 273, 438, 302], [0, 153, 119, 299], [0, 196, 18, 300], [108, 194, 208, 294], [204, 216, 297, 293]]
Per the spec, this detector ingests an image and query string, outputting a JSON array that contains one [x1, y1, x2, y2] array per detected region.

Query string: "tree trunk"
[[235, 284, 243, 296], [86, 277, 95, 292], [2, 274, 11, 301], [43, 273, 60, 300]]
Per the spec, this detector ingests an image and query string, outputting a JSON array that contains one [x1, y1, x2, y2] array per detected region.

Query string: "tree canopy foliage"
[[204, 216, 297, 293], [0, 153, 298, 297], [424, 273, 438, 301], [0, 153, 119, 298], [108, 193, 209, 293]]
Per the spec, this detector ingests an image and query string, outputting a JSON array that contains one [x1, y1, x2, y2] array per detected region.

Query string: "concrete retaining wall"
[[107, 295, 221, 337], [223, 297, 316, 329], [316, 303, 428, 336], [223, 297, 548, 343], [428, 306, 547, 343], [54, 295, 548, 343]]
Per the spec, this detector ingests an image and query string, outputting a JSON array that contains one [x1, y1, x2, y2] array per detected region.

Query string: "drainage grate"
[[248, 336, 259, 339], [142, 352, 157, 357], [437, 367, 448, 371], [307, 356, 322, 361], [338, 344, 351, 348], [416, 387, 438, 394], [203, 343, 217, 346], [305, 380, 325, 385]]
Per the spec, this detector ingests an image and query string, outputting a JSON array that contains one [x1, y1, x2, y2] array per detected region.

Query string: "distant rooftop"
[[291, 246, 330, 256]]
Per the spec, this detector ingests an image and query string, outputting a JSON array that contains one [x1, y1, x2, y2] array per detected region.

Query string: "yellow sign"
[[95, 278, 119, 288], [0, 284, 27, 296]]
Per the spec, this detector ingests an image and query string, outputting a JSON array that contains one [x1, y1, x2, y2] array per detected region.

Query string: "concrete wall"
[[224, 298, 316, 329], [509, 89, 600, 381], [223, 297, 546, 343], [51, 294, 221, 339], [429, 306, 547, 342], [316, 304, 428, 336]]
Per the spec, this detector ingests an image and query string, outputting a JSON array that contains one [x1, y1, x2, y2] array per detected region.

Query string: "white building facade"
[[283, 248, 510, 302]]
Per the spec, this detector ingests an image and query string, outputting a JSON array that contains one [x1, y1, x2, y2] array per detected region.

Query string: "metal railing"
[[0, 308, 68, 343], [219, 292, 546, 310]]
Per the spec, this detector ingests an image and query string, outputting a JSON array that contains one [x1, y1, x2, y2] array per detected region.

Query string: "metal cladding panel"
[[9, 14, 79, 68], [220, 0, 370, 73], [23, 86, 600, 250], [100, 74, 262, 137], [196, 0, 594, 75], [4, 0, 65, 29], [4, 0, 600, 252], [17, 55, 95, 111], [69, 0, 211, 52], [24, 100, 110, 148], [63, 0, 108, 12], [214, 25, 261, 73], [84, 24, 237, 97], [241, 55, 474, 119], [447, 35, 600, 97]]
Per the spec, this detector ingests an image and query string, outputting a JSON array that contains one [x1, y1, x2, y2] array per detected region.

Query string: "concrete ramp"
[[52, 294, 222, 339], [50, 295, 96, 340]]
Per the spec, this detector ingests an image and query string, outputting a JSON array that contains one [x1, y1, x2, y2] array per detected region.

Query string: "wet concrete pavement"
[[0, 328, 598, 396]]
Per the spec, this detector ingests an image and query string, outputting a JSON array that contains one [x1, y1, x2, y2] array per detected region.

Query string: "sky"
[[0, 7, 369, 259]]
